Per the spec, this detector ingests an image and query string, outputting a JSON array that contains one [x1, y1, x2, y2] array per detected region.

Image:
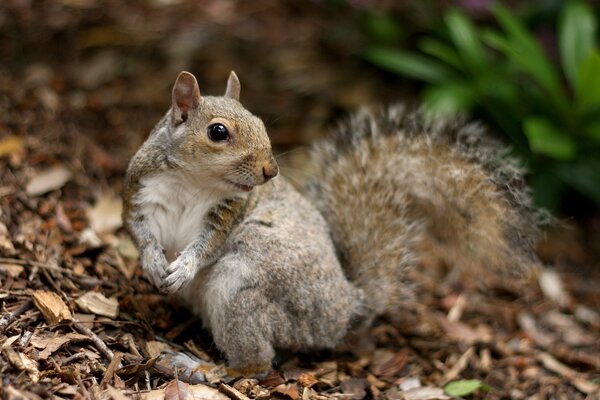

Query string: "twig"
[[219, 383, 251, 400], [72, 319, 114, 361], [0, 299, 33, 334]]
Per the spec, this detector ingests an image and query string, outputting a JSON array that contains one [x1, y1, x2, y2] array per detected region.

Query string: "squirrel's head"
[[166, 71, 278, 194]]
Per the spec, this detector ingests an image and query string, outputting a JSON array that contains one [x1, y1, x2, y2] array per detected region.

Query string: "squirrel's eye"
[[207, 123, 230, 142]]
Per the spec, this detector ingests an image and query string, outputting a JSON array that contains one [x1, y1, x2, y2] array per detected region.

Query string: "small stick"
[[219, 383, 251, 400], [0, 299, 33, 334], [72, 319, 114, 362]]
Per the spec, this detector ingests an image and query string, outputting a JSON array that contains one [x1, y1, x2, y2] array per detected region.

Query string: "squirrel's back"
[[303, 105, 541, 317]]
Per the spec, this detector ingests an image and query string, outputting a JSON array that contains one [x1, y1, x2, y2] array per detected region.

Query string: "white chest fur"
[[136, 172, 218, 261]]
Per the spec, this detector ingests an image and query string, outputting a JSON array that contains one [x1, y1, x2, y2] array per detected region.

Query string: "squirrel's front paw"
[[160, 252, 197, 294], [141, 245, 168, 287]]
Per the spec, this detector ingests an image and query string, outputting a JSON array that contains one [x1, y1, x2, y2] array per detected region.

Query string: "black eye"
[[207, 123, 230, 142]]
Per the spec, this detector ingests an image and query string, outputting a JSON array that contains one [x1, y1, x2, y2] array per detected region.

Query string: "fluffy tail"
[[302, 105, 541, 317]]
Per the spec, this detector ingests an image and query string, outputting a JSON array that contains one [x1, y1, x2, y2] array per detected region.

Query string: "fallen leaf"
[[369, 349, 407, 378], [444, 380, 490, 397], [30, 332, 89, 359], [26, 165, 72, 196], [75, 291, 119, 319], [272, 383, 300, 400], [32, 290, 72, 324], [87, 192, 123, 234], [4, 348, 40, 383], [145, 340, 172, 358]]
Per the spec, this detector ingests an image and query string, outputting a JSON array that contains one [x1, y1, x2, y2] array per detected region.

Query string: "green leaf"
[[490, 4, 566, 110], [445, 9, 488, 72], [423, 82, 475, 116], [363, 47, 452, 83], [444, 380, 490, 397], [524, 117, 577, 160], [419, 38, 463, 69], [575, 51, 600, 112], [559, 1, 598, 87]]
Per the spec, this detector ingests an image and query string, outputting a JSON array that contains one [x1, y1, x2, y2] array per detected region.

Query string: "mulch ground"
[[1, 1, 599, 399]]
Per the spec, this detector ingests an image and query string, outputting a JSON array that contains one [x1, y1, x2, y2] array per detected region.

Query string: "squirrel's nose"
[[262, 162, 278, 182]]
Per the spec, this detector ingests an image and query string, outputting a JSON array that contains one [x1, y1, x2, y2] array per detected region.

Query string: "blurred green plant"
[[363, 2, 600, 213]]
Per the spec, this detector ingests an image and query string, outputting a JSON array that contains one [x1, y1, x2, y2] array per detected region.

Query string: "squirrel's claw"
[[159, 252, 198, 294]]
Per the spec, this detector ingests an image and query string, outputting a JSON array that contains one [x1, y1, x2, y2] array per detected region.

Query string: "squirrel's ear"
[[224, 71, 241, 101], [172, 71, 201, 123]]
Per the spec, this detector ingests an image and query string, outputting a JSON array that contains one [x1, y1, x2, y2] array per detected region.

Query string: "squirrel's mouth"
[[223, 179, 254, 192]]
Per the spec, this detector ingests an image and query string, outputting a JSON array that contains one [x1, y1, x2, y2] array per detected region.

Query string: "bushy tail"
[[302, 105, 541, 316]]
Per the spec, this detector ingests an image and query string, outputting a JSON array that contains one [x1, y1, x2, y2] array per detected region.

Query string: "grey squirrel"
[[122, 71, 540, 376]]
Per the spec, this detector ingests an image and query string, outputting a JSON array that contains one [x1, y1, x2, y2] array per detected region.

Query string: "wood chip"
[[4, 348, 40, 383], [26, 165, 72, 196], [32, 290, 72, 324], [75, 291, 119, 319], [537, 352, 599, 394], [402, 386, 451, 400], [443, 347, 475, 383], [0, 263, 24, 278], [538, 269, 571, 308], [87, 192, 123, 234]]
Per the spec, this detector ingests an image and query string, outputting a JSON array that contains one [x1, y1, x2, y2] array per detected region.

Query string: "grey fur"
[[124, 73, 541, 374]]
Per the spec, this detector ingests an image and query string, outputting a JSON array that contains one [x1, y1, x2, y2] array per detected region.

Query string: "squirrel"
[[122, 71, 540, 377]]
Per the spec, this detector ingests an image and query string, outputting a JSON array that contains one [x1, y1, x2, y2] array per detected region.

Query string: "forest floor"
[[1, 1, 599, 399]]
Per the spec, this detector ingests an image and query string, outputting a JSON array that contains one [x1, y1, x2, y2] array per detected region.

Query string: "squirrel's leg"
[[210, 288, 276, 376], [161, 197, 247, 294], [126, 214, 168, 287]]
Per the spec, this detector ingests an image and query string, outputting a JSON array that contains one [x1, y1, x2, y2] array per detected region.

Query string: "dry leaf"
[[145, 340, 172, 358], [29, 332, 89, 359], [272, 383, 301, 400], [32, 290, 72, 324], [165, 380, 191, 400], [75, 291, 119, 319], [4, 348, 40, 383], [26, 165, 72, 196], [369, 349, 408, 379], [87, 192, 123, 234]]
